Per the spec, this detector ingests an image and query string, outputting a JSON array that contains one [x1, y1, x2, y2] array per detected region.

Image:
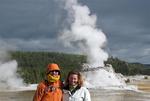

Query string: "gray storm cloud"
[[0, 0, 150, 64]]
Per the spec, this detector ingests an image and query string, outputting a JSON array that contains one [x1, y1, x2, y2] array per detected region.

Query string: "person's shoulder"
[[37, 81, 47, 88], [63, 89, 70, 93], [80, 86, 90, 91], [80, 86, 88, 89]]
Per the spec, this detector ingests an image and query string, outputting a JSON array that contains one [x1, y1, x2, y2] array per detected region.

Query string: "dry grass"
[[137, 83, 150, 92], [127, 76, 150, 92]]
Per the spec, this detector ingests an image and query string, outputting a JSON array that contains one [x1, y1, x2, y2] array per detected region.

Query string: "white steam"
[[0, 60, 24, 90], [0, 47, 24, 90], [60, 0, 108, 67], [58, 0, 129, 88]]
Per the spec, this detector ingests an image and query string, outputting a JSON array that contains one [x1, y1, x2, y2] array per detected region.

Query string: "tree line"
[[10, 51, 150, 84]]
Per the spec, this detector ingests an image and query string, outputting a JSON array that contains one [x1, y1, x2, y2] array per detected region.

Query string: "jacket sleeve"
[[84, 88, 91, 101], [33, 83, 45, 101]]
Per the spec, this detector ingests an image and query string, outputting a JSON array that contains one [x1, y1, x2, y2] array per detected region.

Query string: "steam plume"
[[60, 0, 108, 67], [0, 44, 24, 90], [0, 60, 24, 89]]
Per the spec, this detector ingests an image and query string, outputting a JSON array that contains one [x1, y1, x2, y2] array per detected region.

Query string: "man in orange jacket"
[[33, 63, 63, 101]]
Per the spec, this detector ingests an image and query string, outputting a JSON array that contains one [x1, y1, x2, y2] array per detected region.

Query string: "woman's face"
[[68, 74, 78, 86]]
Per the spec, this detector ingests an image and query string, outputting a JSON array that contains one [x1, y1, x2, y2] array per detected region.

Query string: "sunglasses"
[[47, 70, 60, 75]]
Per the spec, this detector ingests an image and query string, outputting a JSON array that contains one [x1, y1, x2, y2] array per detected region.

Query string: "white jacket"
[[63, 86, 91, 101]]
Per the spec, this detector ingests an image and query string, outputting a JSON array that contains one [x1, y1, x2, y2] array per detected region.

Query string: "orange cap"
[[47, 63, 60, 72]]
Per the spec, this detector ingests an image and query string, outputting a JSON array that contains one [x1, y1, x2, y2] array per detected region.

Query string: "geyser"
[[82, 64, 126, 88], [60, 0, 126, 88], [0, 60, 24, 90], [60, 0, 108, 67], [0, 49, 24, 90]]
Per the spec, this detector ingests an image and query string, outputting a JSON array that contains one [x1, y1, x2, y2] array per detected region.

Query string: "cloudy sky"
[[0, 0, 150, 64]]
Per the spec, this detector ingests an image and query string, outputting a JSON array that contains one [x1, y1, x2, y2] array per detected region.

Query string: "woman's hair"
[[65, 70, 83, 87]]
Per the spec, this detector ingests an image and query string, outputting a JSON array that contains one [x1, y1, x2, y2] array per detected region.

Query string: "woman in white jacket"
[[63, 71, 91, 101]]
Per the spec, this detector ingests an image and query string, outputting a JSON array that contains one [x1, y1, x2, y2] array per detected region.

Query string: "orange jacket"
[[33, 80, 62, 101]]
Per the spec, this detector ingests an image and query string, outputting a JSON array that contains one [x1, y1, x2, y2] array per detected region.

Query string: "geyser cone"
[[82, 64, 126, 88]]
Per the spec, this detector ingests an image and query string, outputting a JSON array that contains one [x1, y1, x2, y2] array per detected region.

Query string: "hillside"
[[9, 51, 150, 84]]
